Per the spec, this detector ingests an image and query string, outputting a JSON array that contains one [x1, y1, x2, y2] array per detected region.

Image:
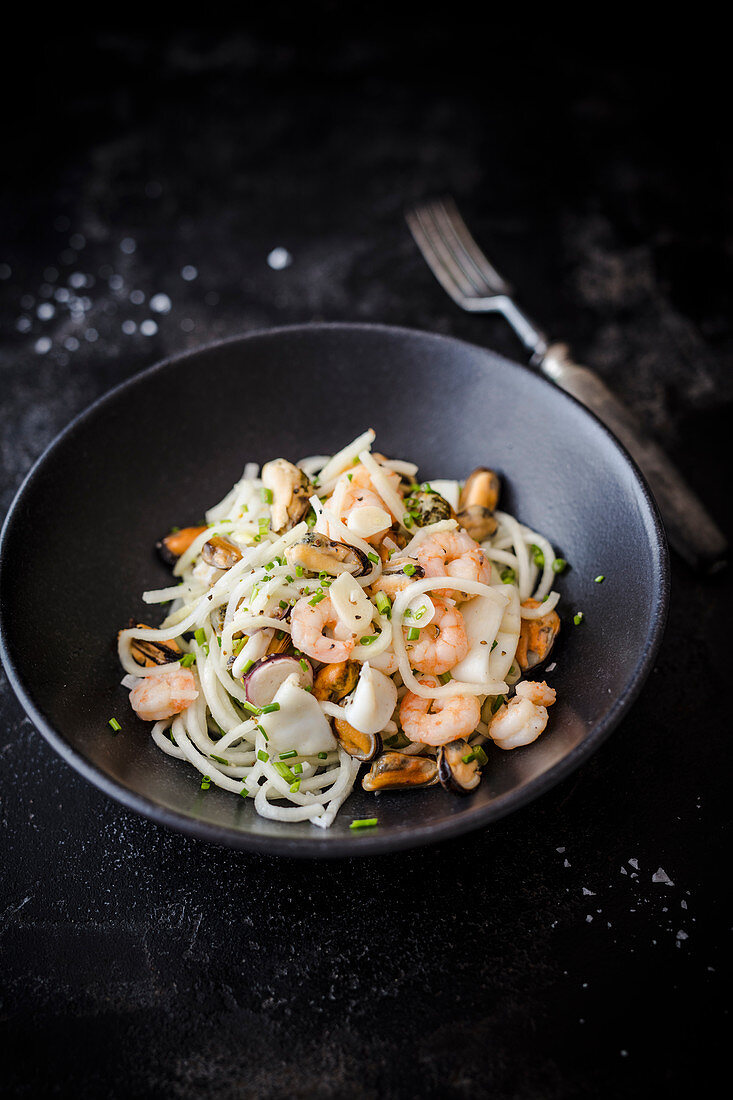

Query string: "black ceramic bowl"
[[0, 324, 668, 856]]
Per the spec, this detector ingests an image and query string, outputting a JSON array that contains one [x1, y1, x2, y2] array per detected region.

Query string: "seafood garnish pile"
[[117, 429, 562, 828]]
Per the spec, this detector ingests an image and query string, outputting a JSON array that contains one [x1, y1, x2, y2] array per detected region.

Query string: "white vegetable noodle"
[[119, 431, 563, 829]]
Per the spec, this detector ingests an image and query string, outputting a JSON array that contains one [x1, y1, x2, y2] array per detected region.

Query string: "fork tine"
[[406, 205, 474, 307], [430, 197, 513, 297]]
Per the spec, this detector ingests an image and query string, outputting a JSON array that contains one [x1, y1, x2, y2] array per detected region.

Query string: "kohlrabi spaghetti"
[[117, 430, 562, 828]]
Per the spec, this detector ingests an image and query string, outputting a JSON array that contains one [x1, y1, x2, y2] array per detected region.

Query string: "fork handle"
[[540, 343, 728, 571]]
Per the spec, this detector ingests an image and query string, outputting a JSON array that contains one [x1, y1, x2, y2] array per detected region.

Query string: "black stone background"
[[1, 16, 731, 1100]]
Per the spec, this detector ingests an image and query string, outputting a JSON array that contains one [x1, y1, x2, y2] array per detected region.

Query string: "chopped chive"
[[299, 658, 310, 673], [407, 626, 420, 642], [573, 611, 584, 626], [309, 591, 326, 606], [375, 591, 392, 618], [257, 749, 269, 762], [239, 785, 249, 798], [347, 473, 353, 481], [256, 724, 269, 740], [285, 574, 294, 583], [179, 652, 196, 668], [552, 558, 568, 574], [438, 671, 452, 684], [367, 551, 379, 564], [169, 525, 180, 533], [350, 818, 378, 830], [261, 486, 273, 504], [359, 634, 377, 645], [461, 750, 477, 764], [491, 695, 506, 714], [305, 509, 317, 528], [594, 574, 605, 583], [274, 761, 296, 781], [279, 750, 298, 760], [303, 684, 313, 692], [194, 627, 207, 647], [403, 513, 414, 529], [232, 638, 246, 655], [200, 775, 211, 789], [296, 565, 304, 577], [318, 570, 328, 581], [317, 751, 328, 759], [289, 779, 301, 793], [403, 563, 416, 576], [210, 754, 230, 766], [279, 600, 288, 609], [292, 762, 303, 775], [242, 700, 262, 716], [276, 630, 285, 640], [530, 543, 545, 567], [490, 640, 498, 651], [501, 567, 516, 584], [260, 702, 280, 714], [241, 658, 254, 674], [403, 608, 412, 618], [108, 717, 121, 732]]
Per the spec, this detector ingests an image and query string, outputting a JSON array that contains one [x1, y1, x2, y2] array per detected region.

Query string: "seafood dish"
[[117, 429, 563, 829]]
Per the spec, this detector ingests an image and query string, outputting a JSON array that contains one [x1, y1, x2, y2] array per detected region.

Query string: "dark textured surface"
[[1, 22, 730, 1099]]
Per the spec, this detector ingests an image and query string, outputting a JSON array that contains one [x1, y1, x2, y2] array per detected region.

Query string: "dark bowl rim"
[[0, 321, 670, 857]]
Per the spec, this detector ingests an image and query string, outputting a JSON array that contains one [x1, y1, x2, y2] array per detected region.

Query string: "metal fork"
[[406, 196, 727, 571]]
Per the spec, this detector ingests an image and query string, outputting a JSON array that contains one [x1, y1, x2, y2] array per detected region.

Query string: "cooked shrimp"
[[290, 594, 357, 663], [325, 464, 400, 543], [400, 676, 481, 746], [129, 667, 198, 722], [488, 679, 556, 750], [415, 529, 491, 598], [406, 598, 468, 676], [370, 568, 419, 600]]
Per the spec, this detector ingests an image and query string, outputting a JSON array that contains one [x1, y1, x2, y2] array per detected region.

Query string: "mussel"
[[156, 525, 207, 567], [201, 535, 243, 570], [404, 488, 454, 527], [437, 738, 482, 794], [457, 467, 500, 541], [285, 532, 370, 577], [121, 623, 181, 667], [313, 660, 361, 702], [516, 599, 561, 671], [261, 459, 313, 533], [361, 751, 439, 791], [333, 717, 381, 762]]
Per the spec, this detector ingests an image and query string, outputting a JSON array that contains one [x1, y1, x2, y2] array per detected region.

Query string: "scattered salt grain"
[[556, 846, 565, 853], [628, 858, 638, 869], [34, 337, 51, 354], [652, 868, 674, 886], [140, 319, 158, 336], [150, 293, 172, 314], [582, 888, 595, 896], [37, 303, 55, 320], [267, 247, 292, 270]]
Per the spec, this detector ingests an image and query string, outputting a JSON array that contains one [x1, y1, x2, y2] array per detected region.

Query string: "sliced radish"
[[243, 655, 313, 707]]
